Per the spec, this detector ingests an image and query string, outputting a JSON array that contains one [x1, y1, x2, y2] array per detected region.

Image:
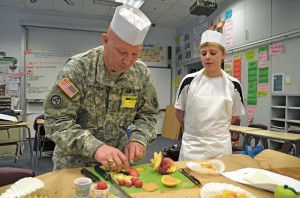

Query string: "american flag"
[[58, 78, 78, 98]]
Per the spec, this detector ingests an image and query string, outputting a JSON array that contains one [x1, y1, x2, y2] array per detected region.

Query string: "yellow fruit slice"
[[161, 175, 180, 187], [200, 163, 217, 170], [154, 152, 162, 170], [222, 190, 238, 198], [238, 194, 248, 198]]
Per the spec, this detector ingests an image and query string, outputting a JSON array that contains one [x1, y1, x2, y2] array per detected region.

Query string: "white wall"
[[0, 7, 177, 135]]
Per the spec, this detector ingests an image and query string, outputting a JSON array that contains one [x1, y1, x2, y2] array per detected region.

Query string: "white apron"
[[179, 71, 233, 161]]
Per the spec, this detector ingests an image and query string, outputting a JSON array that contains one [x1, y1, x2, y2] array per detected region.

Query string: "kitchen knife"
[[80, 168, 100, 182], [94, 165, 133, 198], [178, 168, 202, 186]]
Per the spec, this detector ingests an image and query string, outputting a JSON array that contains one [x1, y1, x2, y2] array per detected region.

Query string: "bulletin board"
[[225, 35, 300, 125]]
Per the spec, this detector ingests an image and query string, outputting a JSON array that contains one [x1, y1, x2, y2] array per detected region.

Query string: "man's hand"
[[94, 144, 130, 172], [125, 141, 146, 164]]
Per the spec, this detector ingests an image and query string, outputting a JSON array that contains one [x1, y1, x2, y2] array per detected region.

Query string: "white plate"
[[0, 177, 44, 198], [221, 168, 300, 192], [186, 160, 225, 175], [200, 182, 256, 198]]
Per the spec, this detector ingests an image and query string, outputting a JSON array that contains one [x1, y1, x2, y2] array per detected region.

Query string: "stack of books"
[[0, 96, 11, 112], [0, 113, 18, 125]]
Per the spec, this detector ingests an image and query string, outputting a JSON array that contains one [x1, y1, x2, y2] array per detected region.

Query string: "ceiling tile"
[[54, 1, 83, 13], [0, 0, 25, 8], [82, 3, 111, 15], [156, 14, 184, 24], [176, 0, 196, 7], [23, 0, 54, 10], [140, 1, 171, 14], [143, 11, 162, 21], [165, 5, 190, 17]]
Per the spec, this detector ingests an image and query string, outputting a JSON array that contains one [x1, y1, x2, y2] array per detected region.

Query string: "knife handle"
[[81, 168, 99, 182], [94, 165, 111, 181]]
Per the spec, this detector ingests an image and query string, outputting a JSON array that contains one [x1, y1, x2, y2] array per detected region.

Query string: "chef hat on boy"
[[110, 5, 151, 46], [200, 30, 225, 47]]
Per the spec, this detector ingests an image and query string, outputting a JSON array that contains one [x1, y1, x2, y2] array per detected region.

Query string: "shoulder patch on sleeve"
[[57, 78, 79, 98]]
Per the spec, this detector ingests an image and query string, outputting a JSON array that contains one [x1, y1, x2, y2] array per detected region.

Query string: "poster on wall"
[[272, 73, 284, 92], [0, 57, 20, 97], [139, 43, 168, 67]]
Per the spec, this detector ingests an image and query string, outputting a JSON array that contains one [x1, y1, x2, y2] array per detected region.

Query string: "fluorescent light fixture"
[[121, 0, 145, 8], [64, 0, 75, 6], [93, 0, 145, 8], [93, 0, 122, 7]]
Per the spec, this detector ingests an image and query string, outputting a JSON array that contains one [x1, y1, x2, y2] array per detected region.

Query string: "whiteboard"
[[24, 50, 171, 109], [25, 27, 172, 108], [25, 50, 75, 100]]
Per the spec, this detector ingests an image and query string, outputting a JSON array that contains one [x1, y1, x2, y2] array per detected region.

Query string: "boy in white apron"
[[174, 30, 245, 161]]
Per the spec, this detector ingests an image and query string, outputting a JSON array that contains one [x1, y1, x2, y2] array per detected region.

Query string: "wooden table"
[[0, 122, 34, 172], [229, 125, 261, 132], [1, 150, 299, 197], [230, 125, 300, 156]]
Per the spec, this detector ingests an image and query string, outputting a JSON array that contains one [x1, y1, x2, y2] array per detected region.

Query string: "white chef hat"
[[200, 30, 225, 47], [110, 5, 151, 46]]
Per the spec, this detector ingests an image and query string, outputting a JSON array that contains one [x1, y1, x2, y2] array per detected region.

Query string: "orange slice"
[[223, 190, 238, 198], [161, 175, 180, 187], [201, 163, 217, 170]]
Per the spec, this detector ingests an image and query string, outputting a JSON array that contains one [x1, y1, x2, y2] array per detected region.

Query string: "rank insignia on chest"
[[122, 96, 137, 108], [57, 78, 79, 98]]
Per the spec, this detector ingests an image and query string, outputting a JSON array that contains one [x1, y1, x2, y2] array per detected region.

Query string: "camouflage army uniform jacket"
[[43, 46, 159, 170]]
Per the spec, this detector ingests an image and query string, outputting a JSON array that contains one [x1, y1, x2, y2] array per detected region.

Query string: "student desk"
[[0, 122, 35, 172], [230, 125, 300, 156], [1, 150, 299, 197]]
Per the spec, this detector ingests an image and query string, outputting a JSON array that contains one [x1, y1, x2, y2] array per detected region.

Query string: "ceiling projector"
[[190, 0, 218, 16]]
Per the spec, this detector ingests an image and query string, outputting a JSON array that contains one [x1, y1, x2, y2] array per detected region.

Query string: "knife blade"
[[178, 168, 202, 186], [94, 165, 133, 198], [80, 168, 100, 182]]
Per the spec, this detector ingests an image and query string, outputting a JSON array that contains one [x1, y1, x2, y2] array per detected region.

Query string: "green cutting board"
[[92, 163, 195, 193]]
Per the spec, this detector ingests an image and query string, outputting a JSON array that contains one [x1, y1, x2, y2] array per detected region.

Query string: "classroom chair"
[[0, 167, 35, 187], [33, 114, 55, 157], [230, 119, 243, 152], [278, 129, 300, 157], [247, 123, 268, 149]]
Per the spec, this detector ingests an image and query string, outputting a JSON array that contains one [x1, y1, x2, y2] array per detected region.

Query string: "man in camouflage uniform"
[[43, 5, 159, 172]]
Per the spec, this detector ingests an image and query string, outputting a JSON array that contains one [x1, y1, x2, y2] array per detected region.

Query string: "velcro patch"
[[57, 78, 79, 98], [51, 94, 62, 107]]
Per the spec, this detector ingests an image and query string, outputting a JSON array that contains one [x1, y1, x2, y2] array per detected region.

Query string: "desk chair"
[[278, 129, 300, 157], [247, 123, 268, 149], [230, 119, 243, 152], [0, 167, 35, 187], [33, 115, 55, 157]]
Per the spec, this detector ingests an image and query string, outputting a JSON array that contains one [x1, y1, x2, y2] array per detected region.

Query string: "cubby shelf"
[[270, 95, 300, 131]]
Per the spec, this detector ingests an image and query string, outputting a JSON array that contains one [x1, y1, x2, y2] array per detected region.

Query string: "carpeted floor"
[[0, 135, 181, 176]]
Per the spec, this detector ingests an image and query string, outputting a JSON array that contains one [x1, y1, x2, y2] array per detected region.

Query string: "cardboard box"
[[161, 105, 181, 140]]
